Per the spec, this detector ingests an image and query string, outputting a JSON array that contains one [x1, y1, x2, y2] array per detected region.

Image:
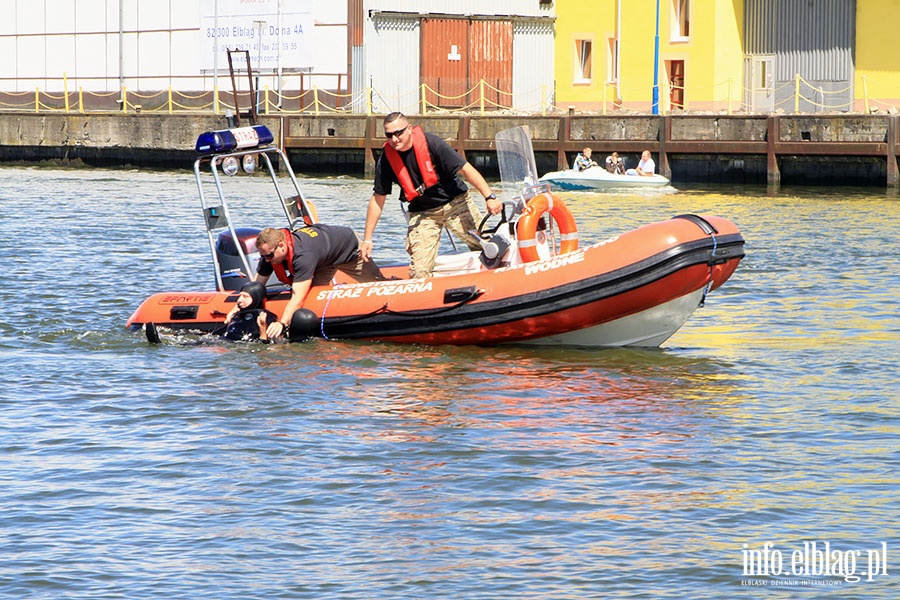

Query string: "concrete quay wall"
[[1, 112, 898, 186]]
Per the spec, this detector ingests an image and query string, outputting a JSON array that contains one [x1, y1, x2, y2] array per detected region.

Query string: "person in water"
[[220, 281, 279, 342], [143, 281, 277, 344]]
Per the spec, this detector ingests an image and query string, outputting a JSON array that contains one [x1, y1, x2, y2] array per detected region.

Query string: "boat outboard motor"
[[215, 227, 262, 290], [476, 204, 517, 269], [479, 226, 514, 269]]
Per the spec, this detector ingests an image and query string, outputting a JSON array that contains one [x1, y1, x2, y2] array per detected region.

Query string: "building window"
[[608, 36, 619, 82], [673, 0, 690, 40], [575, 39, 592, 83]]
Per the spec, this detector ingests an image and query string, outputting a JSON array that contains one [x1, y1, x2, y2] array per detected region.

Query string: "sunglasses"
[[384, 125, 409, 139], [260, 247, 278, 260]]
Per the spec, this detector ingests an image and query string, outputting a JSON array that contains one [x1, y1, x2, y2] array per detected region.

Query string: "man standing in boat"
[[254, 225, 384, 339], [360, 112, 502, 279]]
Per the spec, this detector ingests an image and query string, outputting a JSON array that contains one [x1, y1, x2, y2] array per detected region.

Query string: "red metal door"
[[669, 60, 685, 110], [469, 20, 513, 110], [421, 18, 469, 109]]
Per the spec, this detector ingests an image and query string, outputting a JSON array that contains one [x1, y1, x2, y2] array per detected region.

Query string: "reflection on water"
[[1, 166, 898, 598]]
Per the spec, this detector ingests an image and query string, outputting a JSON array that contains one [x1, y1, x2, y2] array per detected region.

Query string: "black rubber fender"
[[288, 308, 320, 340]]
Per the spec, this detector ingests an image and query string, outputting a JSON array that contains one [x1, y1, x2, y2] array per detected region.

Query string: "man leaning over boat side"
[[360, 111, 502, 280], [254, 225, 384, 339]]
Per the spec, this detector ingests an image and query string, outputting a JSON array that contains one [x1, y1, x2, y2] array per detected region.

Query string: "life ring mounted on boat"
[[288, 195, 319, 229], [516, 192, 579, 262]]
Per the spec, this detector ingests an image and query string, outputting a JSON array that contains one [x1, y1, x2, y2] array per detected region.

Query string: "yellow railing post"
[[728, 78, 733, 115], [121, 86, 128, 113], [794, 74, 800, 113], [420, 84, 427, 115], [214, 85, 219, 115], [78, 87, 84, 113], [661, 78, 668, 115], [168, 87, 173, 114], [35, 87, 39, 112], [863, 75, 870, 114], [63, 72, 70, 113], [479, 79, 485, 115], [366, 86, 372, 116], [313, 86, 320, 116], [264, 86, 269, 114]]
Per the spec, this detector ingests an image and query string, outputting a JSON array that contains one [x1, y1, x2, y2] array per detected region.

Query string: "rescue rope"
[[700, 233, 718, 307], [317, 287, 484, 338]]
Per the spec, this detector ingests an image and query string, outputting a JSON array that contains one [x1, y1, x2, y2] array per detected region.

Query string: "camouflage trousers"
[[406, 192, 484, 279]]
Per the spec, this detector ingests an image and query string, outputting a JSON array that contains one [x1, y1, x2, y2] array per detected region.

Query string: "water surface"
[[1, 167, 897, 598]]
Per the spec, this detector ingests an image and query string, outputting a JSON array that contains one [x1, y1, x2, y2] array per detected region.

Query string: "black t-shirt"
[[373, 131, 468, 212], [256, 224, 359, 283]]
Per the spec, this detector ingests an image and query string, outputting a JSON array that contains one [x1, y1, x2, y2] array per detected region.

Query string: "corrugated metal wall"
[[421, 18, 471, 108], [513, 19, 555, 112], [744, 0, 856, 112], [469, 20, 513, 108], [361, 1, 555, 114], [366, 16, 422, 114]]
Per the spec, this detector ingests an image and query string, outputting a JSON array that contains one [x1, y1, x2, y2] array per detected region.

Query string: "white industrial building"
[[0, 0, 556, 114]]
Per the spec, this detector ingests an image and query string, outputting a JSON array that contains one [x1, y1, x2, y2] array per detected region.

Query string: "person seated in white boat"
[[219, 281, 280, 342], [573, 147, 599, 172], [605, 151, 626, 174], [254, 225, 385, 339], [361, 111, 502, 280], [627, 150, 657, 177]]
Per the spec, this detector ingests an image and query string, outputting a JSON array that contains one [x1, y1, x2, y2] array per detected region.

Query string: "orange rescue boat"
[[127, 126, 744, 347]]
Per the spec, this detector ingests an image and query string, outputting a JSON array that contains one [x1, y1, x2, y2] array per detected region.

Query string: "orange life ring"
[[516, 193, 579, 262], [301, 198, 318, 225]]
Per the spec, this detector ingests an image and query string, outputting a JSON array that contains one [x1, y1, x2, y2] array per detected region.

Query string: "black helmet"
[[239, 282, 267, 310]]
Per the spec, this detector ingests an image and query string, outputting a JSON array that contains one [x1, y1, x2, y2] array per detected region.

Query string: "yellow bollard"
[[63, 72, 70, 113], [863, 75, 869, 114], [479, 79, 485, 115]]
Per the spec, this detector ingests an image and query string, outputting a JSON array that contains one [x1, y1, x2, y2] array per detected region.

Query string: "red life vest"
[[382, 126, 439, 201], [270, 228, 295, 285]]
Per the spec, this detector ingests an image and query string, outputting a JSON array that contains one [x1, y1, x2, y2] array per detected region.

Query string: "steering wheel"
[[477, 201, 513, 238]]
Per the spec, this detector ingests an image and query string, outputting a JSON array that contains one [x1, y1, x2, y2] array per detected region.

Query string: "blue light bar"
[[195, 125, 275, 154]]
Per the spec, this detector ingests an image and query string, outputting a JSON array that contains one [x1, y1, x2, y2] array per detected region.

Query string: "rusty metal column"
[[457, 116, 470, 163], [558, 116, 569, 170], [766, 115, 781, 187], [887, 115, 899, 187], [363, 116, 378, 179], [658, 115, 671, 179]]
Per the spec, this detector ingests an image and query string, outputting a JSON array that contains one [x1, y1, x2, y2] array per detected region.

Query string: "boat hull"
[[539, 167, 670, 190], [127, 215, 744, 348]]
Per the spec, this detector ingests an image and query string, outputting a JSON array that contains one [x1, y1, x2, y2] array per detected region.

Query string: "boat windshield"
[[495, 126, 542, 198]]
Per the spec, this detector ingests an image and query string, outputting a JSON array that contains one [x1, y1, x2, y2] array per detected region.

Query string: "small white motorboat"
[[539, 166, 670, 191]]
